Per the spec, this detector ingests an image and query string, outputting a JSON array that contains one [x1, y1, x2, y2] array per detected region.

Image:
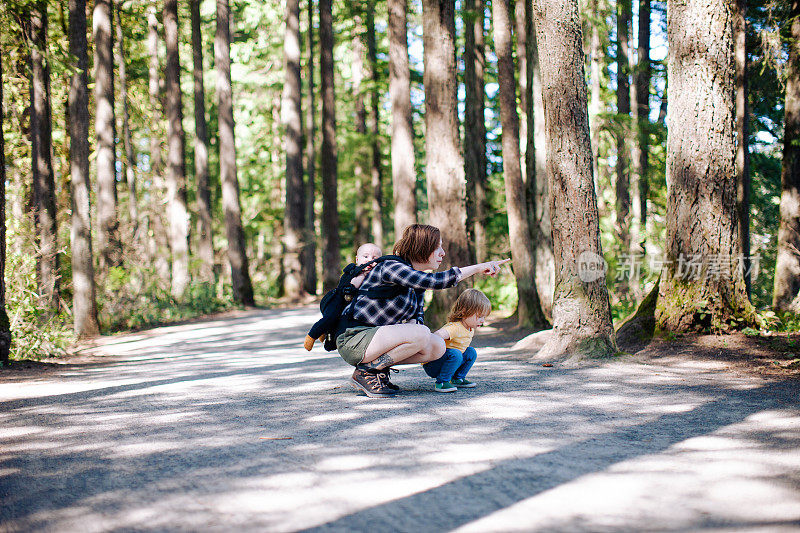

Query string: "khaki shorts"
[[336, 325, 380, 366]]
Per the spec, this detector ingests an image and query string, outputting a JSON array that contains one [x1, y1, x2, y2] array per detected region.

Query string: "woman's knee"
[[428, 334, 446, 358]]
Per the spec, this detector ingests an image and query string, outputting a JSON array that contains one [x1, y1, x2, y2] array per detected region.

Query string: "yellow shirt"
[[443, 321, 474, 352]]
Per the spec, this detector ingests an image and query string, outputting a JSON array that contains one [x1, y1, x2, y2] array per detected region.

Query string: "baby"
[[303, 243, 382, 351]]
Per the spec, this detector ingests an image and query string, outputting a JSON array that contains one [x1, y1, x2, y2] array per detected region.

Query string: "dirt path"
[[1, 306, 799, 532]]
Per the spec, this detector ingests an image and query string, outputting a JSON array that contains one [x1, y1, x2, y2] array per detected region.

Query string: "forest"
[[0, 0, 797, 364]]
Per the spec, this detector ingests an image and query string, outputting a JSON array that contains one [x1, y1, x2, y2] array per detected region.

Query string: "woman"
[[337, 224, 509, 397]]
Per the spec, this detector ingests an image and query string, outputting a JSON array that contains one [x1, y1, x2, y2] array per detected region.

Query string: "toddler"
[[425, 288, 491, 393]]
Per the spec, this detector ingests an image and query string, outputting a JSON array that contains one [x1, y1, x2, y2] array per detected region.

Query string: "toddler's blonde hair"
[[447, 288, 491, 322]]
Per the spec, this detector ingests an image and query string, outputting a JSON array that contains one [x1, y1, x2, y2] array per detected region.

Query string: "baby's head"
[[355, 243, 382, 265]]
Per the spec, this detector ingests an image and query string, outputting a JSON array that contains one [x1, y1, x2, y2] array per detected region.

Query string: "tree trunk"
[[115, 3, 137, 227], [68, 0, 100, 337], [0, 46, 12, 364], [635, 0, 651, 240], [530, 17, 554, 318], [282, 0, 307, 300], [94, 0, 121, 272], [352, 21, 370, 246], [773, 0, 800, 313], [303, 0, 318, 295], [463, 0, 486, 263], [165, 0, 190, 298], [147, 7, 171, 285], [388, 0, 417, 240], [492, 0, 548, 330], [615, 0, 632, 260], [29, 4, 60, 311], [516, 0, 528, 189], [319, 0, 341, 292], [532, 0, 616, 360], [216, 0, 255, 305], [191, 0, 214, 283], [656, 0, 757, 332], [422, 0, 470, 325], [367, 3, 384, 249], [735, 0, 751, 298]]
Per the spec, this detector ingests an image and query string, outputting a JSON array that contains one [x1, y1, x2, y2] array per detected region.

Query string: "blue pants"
[[423, 347, 477, 383]]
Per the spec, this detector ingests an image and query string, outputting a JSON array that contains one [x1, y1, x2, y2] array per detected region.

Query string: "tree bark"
[[29, 4, 60, 311], [463, 0, 486, 263], [532, 0, 616, 360], [303, 0, 318, 295], [165, 0, 190, 297], [93, 0, 121, 272], [191, 0, 214, 283], [516, 0, 528, 188], [388, 0, 417, 240], [492, 0, 548, 330], [147, 7, 171, 284], [319, 0, 341, 292], [115, 3, 137, 227], [282, 0, 307, 300], [68, 0, 100, 337], [367, 3, 384, 249], [773, 0, 800, 313], [735, 0, 751, 298], [656, 0, 757, 331], [0, 46, 12, 364], [422, 0, 470, 325], [615, 0, 632, 259], [216, 0, 255, 305]]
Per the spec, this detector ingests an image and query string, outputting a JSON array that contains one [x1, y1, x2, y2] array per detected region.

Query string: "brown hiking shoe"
[[351, 365, 395, 398], [377, 369, 400, 391]]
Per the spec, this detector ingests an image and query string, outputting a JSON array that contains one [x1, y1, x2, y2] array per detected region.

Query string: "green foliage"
[[472, 272, 518, 315]]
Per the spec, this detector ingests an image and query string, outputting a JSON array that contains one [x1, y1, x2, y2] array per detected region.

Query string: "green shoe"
[[451, 378, 476, 388], [434, 381, 457, 393]]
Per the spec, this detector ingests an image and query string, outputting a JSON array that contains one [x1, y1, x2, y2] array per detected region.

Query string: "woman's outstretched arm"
[[457, 258, 511, 281]]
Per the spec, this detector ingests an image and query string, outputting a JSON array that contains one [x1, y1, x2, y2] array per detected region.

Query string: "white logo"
[[577, 251, 607, 283]]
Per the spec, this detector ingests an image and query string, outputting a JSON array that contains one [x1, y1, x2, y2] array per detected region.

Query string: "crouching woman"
[[337, 224, 508, 398]]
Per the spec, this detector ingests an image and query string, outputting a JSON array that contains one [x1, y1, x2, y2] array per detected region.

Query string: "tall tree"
[[69, 0, 100, 337], [0, 47, 12, 365], [615, 0, 632, 257], [115, 3, 137, 226], [216, 0, 255, 305], [94, 0, 121, 272], [516, 0, 528, 187], [302, 0, 318, 295], [463, 0, 487, 262], [634, 0, 651, 240], [319, 0, 341, 292], [773, 0, 800, 313], [422, 0, 470, 324], [191, 0, 214, 283], [164, 0, 190, 297], [492, 0, 548, 329], [735, 0, 751, 297], [282, 0, 307, 300], [147, 6, 170, 283], [366, 3, 384, 248], [532, 0, 616, 359], [352, 19, 370, 246], [656, 0, 757, 331], [29, 3, 60, 311], [388, 0, 417, 240]]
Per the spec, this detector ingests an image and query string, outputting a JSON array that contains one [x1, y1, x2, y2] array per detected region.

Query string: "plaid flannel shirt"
[[343, 260, 462, 326]]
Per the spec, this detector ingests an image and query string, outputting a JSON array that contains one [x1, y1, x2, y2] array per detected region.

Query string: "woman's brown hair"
[[447, 288, 492, 322], [393, 224, 441, 264]]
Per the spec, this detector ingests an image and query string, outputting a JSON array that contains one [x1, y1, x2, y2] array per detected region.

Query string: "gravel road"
[[1, 306, 799, 532]]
